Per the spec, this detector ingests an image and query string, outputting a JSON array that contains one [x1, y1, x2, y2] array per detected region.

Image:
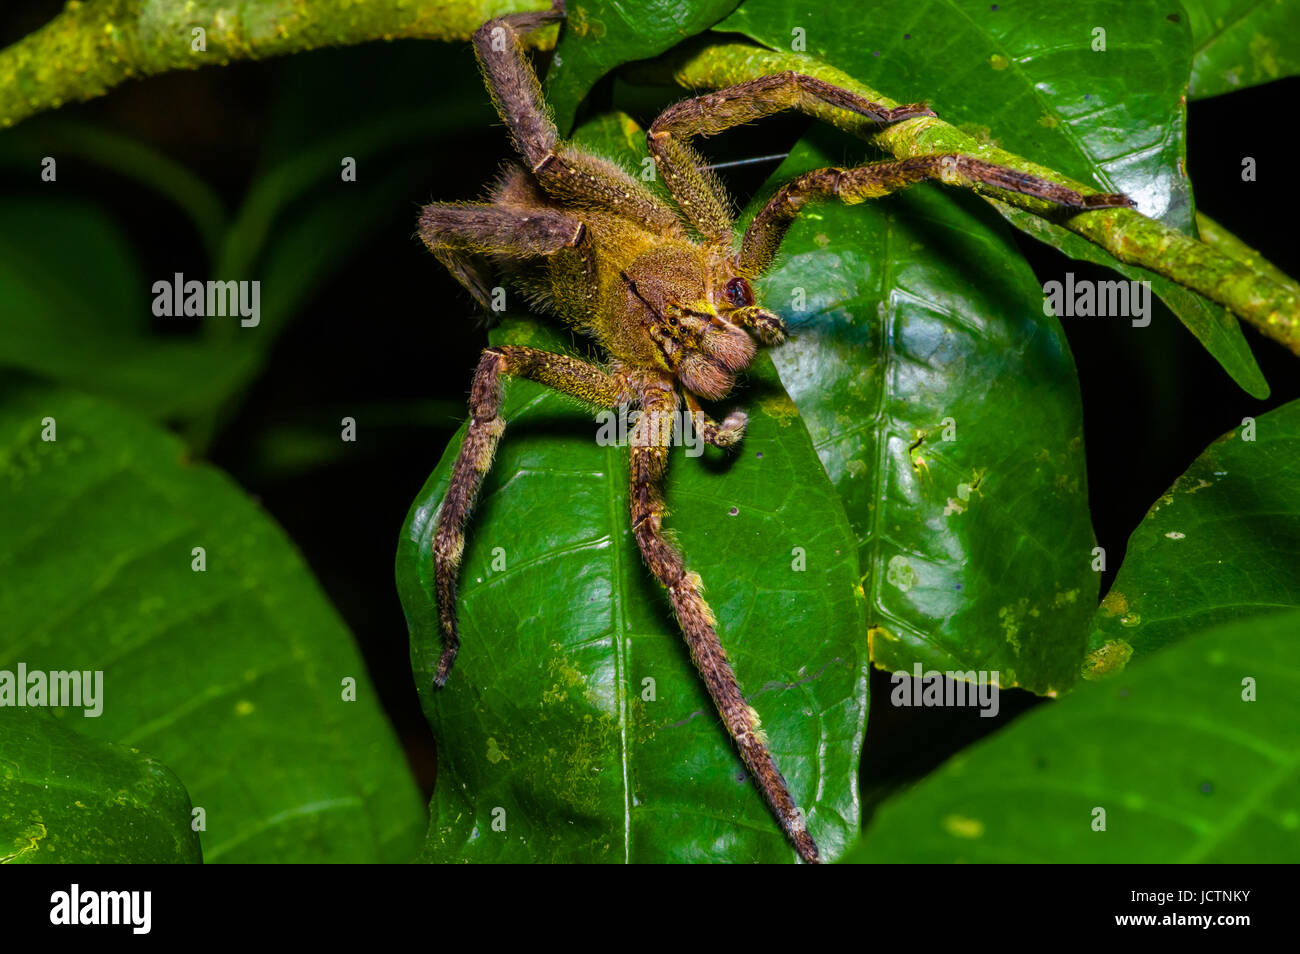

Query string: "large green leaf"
[[1181, 0, 1300, 100], [717, 0, 1268, 397], [396, 317, 868, 862], [1086, 398, 1300, 676], [744, 132, 1096, 694], [1, 709, 201, 864], [545, 0, 741, 132], [0, 379, 425, 862], [846, 608, 1300, 862]]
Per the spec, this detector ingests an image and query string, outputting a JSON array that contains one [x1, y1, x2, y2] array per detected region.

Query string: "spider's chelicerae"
[[420, 2, 1131, 863]]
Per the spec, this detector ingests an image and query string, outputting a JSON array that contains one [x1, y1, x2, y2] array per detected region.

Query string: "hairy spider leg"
[[472, 6, 682, 236], [646, 75, 1132, 272], [739, 154, 1136, 274], [418, 203, 594, 308], [647, 71, 936, 242], [431, 345, 631, 686], [629, 381, 820, 863], [427, 3, 839, 863]]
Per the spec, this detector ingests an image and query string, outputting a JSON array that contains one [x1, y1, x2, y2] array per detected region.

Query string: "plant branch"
[[0, 0, 555, 131], [633, 40, 1300, 357], [1196, 211, 1300, 298]]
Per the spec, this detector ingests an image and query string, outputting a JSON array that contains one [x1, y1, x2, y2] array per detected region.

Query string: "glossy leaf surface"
[[0, 379, 424, 862], [1087, 398, 1300, 675], [397, 317, 868, 862], [847, 609, 1300, 862]]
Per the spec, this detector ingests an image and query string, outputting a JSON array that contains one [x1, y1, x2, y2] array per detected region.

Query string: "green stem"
[[1196, 211, 1300, 298], [636, 41, 1300, 357], [0, 0, 554, 131]]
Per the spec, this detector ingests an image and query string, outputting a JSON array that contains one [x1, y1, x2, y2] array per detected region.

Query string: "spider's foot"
[[1082, 191, 1136, 209], [884, 101, 936, 123], [433, 643, 459, 689], [794, 829, 821, 864]]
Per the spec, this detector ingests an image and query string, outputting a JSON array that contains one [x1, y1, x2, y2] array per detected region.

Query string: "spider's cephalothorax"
[[419, 1, 1132, 863]]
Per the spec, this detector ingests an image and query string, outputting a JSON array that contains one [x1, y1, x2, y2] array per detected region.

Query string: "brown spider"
[[419, 1, 1131, 863]]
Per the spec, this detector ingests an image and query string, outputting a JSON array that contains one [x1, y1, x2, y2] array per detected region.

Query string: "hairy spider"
[[419, 1, 1131, 863]]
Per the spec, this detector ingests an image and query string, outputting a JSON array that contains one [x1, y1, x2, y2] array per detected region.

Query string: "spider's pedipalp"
[[629, 383, 819, 863], [432, 345, 629, 686], [683, 391, 748, 448], [727, 305, 787, 345], [701, 409, 748, 448]]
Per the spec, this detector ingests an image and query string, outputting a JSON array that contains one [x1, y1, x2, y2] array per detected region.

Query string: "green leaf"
[[717, 0, 1268, 397], [0, 379, 425, 863], [1086, 399, 1300, 676], [744, 132, 1096, 694], [396, 317, 868, 862], [545, 0, 741, 132], [1, 709, 201, 864], [844, 608, 1300, 862], [1182, 0, 1300, 99]]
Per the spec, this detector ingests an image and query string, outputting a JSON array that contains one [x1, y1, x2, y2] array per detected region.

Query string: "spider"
[[418, 1, 1131, 863]]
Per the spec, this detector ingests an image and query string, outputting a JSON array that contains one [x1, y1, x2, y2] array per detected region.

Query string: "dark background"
[[2, 2, 1296, 817]]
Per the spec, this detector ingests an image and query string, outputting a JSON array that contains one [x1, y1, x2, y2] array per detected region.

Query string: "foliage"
[[0, 0, 1296, 863]]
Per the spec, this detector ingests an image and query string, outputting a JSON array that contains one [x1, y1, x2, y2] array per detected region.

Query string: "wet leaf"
[[1087, 398, 1300, 673], [717, 0, 1267, 396], [845, 608, 1300, 862], [1181, 0, 1300, 100], [0, 709, 201, 864], [396, 317, 868, 862], [0, 379, 425, 863], [745, 131, 1096, 694]]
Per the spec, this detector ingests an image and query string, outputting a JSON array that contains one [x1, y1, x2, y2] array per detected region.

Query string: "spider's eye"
[[667, 315, 679, 327], [724, 277, 754, 308]]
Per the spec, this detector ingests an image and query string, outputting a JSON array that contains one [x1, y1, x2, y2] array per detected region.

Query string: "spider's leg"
[[472, 9, 682, 235], [739, 154, 1135, 275], [418, 203, 596, 308], [630, 382, 819, 863], [683, 390, 747, 448], [647, 71, 934, 242], [433, 346, 629, 686]]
